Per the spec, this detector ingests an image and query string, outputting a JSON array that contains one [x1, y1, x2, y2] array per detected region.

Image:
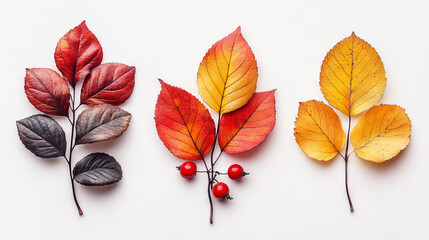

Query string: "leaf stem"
[[67, 87, 83, 216], [344, 115, 354, 213], [204, 112, 223, 224], [201, 158, 213, 224]]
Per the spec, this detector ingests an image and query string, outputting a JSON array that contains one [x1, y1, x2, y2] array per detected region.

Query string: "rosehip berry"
[[228, 164, 248, 180], [178, 161, 197, 179], [212, 182, 232, 200]]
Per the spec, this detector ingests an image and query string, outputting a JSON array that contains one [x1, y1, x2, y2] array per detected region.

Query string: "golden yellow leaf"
[[197, 27, 258, 113], [294, 100, 346, 161], [320, 32, 386, 116], [350, 104, 411, 163]]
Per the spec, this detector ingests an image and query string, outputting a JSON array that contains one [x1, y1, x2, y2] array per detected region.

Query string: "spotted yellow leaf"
[[350, 104, 411, 162], [294, 100, 346, 161], [197, 27, 258, 114], [320, 32, 386, 116]]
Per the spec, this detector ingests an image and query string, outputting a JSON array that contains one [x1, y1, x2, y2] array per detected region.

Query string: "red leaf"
[[155, 79, 215, 160], [80, 63, 135, 106], [218, 90, 276, 154], [54, 21, 103, 86], [24, 68, 70, 116]]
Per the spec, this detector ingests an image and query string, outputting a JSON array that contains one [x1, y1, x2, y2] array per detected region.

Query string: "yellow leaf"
[[197, 27, 258, 114], [350, 104, 411, 163], [320, 32, 386, 116], [294, 100, 346, 161]]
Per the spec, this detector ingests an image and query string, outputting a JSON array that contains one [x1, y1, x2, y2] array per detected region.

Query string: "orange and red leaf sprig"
[[155, 27, 276, 224]]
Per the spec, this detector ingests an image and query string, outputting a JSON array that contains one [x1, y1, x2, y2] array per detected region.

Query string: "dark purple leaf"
[[16, 114, 66, 158], [73, 153, 122, 186]]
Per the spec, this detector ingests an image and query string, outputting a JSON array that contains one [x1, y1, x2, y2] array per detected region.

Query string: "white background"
[[0, 0, 428, 239]]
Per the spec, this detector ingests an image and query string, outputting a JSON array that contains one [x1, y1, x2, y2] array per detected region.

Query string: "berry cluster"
[[177, 162, 248, 199]]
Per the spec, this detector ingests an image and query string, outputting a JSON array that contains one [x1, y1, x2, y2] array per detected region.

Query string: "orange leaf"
[[155, 79, 216, 160], [294, 100, 346, 161], [197, 27, 258, 114], [320, 33, 386, 116], [218, 90, 276, 154], [351, 104, 411, 162]]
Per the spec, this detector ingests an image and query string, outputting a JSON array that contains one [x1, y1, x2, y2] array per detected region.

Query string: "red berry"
[[179, 162, 197, 179], [212, 182, 231, 199], [228, 164, 247, 180]]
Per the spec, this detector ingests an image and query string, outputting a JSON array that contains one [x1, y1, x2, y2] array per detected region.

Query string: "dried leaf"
[[80, 63, 135, 106], [350, 104, 411, 162], [24, 68, 70, 117], [155, 79, 215, 160], [16, 114, 66, 158], [294, 100, 346, 161], [75, 104, 131, 145], [320, 32, 386, 116], [197, 27, 258, 114], [218, 90, 276, 154], [73, 153, 122, 186]]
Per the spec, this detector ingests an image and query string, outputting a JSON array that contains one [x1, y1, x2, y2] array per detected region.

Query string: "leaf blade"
[[294, 100, 346, 161], [155, 79, 215, 160], [218, 90, 276, 154], [197, 27, 258, 114], [54, 21, 103, 86], [73, 153, 122, 186], [320, 32, 386, 116], [350, 104, 411, 162], [75, 104, 131, 145], [16, 114, 66, 158], [80, 63, 135, 106], [24, 68, 70, 117]]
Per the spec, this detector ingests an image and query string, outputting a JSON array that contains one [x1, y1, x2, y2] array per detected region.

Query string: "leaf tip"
[[351, 31, 356, 37], [79, 20, 87, 27], [158, 78, 166, 85]]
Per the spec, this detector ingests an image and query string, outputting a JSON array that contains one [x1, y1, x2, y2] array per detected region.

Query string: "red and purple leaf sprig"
[[154, 27, 276, 224], [16, 21, 135, 216]]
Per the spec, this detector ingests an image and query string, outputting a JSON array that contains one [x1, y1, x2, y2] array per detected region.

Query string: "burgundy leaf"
[[54, 21, 103, 86], [25, 68, 70, 116], [80, 63, 135, 106]]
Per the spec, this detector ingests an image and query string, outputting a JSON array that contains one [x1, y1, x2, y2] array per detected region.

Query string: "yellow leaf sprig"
[[294, 33, 411, 212]]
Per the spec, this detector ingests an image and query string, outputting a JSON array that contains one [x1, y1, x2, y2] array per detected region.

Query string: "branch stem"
[[67, 87, 83, 216], [344, 115, 354, 213]]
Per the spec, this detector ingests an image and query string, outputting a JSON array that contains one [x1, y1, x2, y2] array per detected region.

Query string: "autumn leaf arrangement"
[[155, 27, 276, 223], [294, 33, 411, 212], [16, 21, 135, 215]]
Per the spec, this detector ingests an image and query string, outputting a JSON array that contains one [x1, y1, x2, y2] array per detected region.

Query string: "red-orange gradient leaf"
[[80, 63, 135, 106], [24, 68, 70, 116], [218, 90, 276, 154], [155, 79, 215, 160], [54, 21, 103, 86]]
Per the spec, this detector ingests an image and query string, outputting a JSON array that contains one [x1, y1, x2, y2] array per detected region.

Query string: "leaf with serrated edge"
[[80, 63, 135, 106], [75, 104, 131, 145], [155, 79, 215, 160], [25, 68, 70, 116], [73, 153, 122, 186], [294, 100, 346, 161], [320, 32, 386, 116], [16, 114, 66, 158], [54, 21, 103, 86], [351, 104, 411, 162], [218, 90, 276, 154], [197, 27, 258, 114]]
